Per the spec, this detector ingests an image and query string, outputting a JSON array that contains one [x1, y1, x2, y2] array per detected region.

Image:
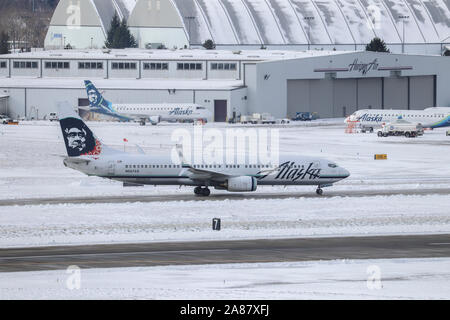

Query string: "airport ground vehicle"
[[377, 121, 423, 138], [241, 113, 276, 124], [0, 115, 11, 124], [360, 125, 375, 133], [292, 112, 318, 121], [276, 118, 291, 124], [48, 113, 59, 122]]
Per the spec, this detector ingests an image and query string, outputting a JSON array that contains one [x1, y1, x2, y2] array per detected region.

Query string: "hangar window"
[[112, 62, 137, 70], [45, 61, 70, 69], [78, 62, 103, 70], [177, 63, 202, 71], [211, 63, 237, 71], [13, 61, 38, 69], [0, 61, 6, 68], [143, 62, 169, 70]]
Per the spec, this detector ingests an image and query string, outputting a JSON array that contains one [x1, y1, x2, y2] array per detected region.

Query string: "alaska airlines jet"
[[83, 80, 211, 125], [58, 106, 350, 196], [346, 107, 450, 131]]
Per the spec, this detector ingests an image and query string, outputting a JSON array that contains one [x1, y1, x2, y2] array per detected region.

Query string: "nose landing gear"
[[194, 186, 211, 197], [316, 188, 323, 196]]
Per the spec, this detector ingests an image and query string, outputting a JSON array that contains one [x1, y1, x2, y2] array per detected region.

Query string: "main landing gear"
[[194, 186, 211, 197]]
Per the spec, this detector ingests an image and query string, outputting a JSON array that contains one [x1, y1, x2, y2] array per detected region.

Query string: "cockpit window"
[[196, 107, 205, 110], [328, 163, 338, 168]]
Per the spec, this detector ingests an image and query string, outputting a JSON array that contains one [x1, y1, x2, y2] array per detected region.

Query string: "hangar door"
[[287, 76, 434, 118], [214, 100, 227, 122], [409, 76, 435, 109], [357, 78, 382, 110], [287, 79, 359, 118], [383, 77, 408, 108]]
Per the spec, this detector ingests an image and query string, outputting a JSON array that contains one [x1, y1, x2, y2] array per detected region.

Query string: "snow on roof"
[[171, 0, 449, 45], [0, 78, 245, 91], [0, 48, 347, 61]]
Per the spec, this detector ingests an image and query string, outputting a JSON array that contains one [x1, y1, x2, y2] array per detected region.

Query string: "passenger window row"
[[126, 164, 181, 169]]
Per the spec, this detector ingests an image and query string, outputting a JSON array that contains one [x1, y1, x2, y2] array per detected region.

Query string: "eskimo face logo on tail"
[[60, 118, 101, 157], [87, 88, 100, 107]]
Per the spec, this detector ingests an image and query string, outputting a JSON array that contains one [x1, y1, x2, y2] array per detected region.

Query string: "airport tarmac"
[[0, 234, 449, 272], [1, 187, 450, 207]]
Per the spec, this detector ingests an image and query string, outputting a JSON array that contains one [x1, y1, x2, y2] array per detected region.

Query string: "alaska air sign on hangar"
[[314, 58, 413, 76]]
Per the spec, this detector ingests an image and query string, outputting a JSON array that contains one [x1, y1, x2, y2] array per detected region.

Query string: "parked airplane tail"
[[84, 80, 113, 111], [84, 80, 131, 122], [58, 103, 122, 157]]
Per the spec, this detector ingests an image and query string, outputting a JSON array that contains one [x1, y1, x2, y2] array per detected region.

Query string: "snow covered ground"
[[1, 120, 450, 247], [1, 258, 449, 299]]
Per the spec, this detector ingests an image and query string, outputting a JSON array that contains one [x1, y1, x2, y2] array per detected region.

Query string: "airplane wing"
[[176, 144, 232, 182], [181, 164, 230, 182]]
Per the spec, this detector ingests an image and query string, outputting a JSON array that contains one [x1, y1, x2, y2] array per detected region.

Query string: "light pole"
[[304, 16, 314, 50], [185, 16, 195, 49], [398, 15, 409, 53]]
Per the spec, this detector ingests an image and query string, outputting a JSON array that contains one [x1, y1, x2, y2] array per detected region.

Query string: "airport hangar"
[[46, 0, 450, 55], [0, 49, 450, 121]]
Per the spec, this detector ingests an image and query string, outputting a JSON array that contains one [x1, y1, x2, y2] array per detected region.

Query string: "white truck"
[[241, 113, 276, 124], [48, 112, 59, 122], [377, 120, 423, 138]]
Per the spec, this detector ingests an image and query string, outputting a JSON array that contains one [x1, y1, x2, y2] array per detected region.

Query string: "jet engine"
[[225, 176, 257, 192]]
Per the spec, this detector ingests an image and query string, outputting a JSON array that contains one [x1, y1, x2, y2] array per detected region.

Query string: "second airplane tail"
[[84, 80, 114, 112], [84, 80, 131, 121]]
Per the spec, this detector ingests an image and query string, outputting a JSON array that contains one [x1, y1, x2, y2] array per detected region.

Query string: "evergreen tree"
[[366, 37, 390, 53], [119, 19, 137, 48], [105, 15, 137, 49], [0, 32, 9, 54], [105, 13, 121, 48]]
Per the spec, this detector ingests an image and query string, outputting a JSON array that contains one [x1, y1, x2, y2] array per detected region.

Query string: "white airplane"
[[58, 106, 350, 196], [83, 80, 211, 125], [345, 107, 450, 132]]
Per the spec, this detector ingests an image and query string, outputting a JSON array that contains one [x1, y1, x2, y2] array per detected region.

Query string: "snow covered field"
[[1, 120, 450, 247], [1, 258, 449, 300]]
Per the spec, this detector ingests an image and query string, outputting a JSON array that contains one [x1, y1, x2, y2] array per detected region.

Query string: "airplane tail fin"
[[58, 103, 122, 157], [84, 80, 114, 113], [84, 80, 131, 122]]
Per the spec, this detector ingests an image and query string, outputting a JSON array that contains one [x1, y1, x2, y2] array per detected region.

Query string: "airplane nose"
[[341, 168, 351, 179]]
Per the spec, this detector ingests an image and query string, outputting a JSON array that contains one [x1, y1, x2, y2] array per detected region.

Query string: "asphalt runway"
[[1, 187, 450, 207], [0, 234, 449, 272]]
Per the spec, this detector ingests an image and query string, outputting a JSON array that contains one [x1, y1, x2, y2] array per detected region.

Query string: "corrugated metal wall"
[[287, 75, 435, 118]]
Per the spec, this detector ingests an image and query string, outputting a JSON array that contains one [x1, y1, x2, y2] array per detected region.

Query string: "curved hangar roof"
[[45, 0, 137, 49], [46, 0, 450, 49], [168, 0, 450, 45]]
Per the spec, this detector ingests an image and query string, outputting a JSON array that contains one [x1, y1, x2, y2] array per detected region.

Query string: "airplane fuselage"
[[346, 107, 450, 129], [112, 103, 210, 121], [65, 154, 350, 188]]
